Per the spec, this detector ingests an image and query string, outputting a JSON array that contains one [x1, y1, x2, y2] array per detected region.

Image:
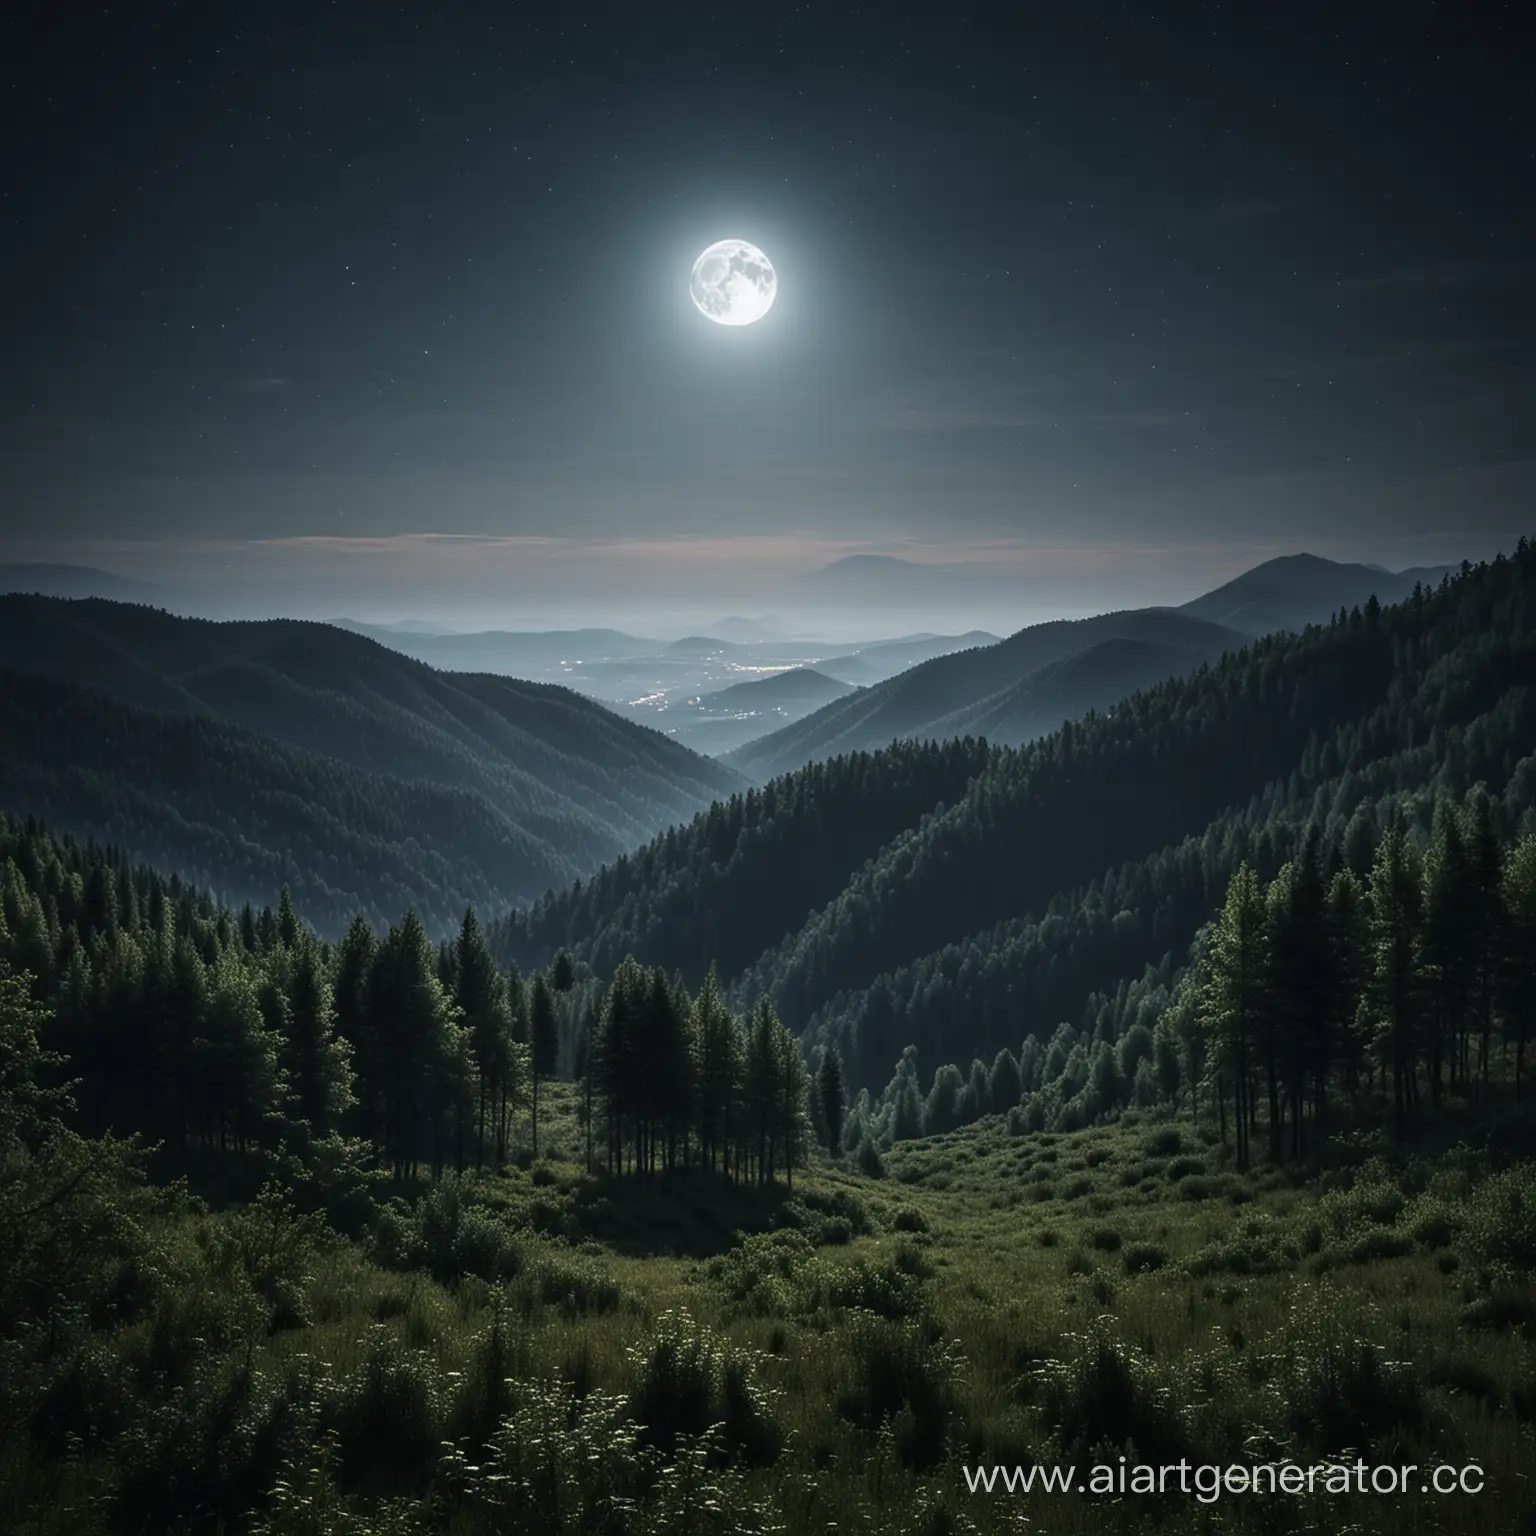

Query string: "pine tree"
[[745, 999, 780, 1184], [1368, 821, 1423, 1141], [332, 916, 378, 1144], [368, 911, 461, 1179], [573, 999, 598, 1172], [1197, 863, 1268, 1169], [1421, 803, 1475, 1105], [551, 950, 576, 994], [1499, 831, 1536, 1100], [454, 909, 509, 1169], [1266, 835, 1332, 1157], [276, 886, 301, 950], [774, 1015, 810, 1189], [1325, 867, 1372, 1098], [196, 952, 285, 1153], [593, 957, 647, 1175], [283, 940, 355, 1136], [691, 966, 740, 1178], [649, 969, 693, 1173], [502, 963, 528, 1165], [1463, 788, 1506, 1102], [528, 972, 559, 1160], [817, 1046, 846, 1154]]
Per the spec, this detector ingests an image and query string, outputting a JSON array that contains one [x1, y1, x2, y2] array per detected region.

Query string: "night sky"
[[2, 1, 1532, 623]]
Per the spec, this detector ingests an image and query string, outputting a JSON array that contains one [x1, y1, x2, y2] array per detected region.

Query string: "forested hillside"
[[752, 552, 1534, 1045], [4, 781, 1535, 1536], [725, 606, 1244, 778], [505, 549, 1536, 1097], [4, 553, 1535, 1536], [0, 598, 740, 933], [834, 776, 1536, 1160], [0, 814, 808, 1192], [494, 737, 995, 980]]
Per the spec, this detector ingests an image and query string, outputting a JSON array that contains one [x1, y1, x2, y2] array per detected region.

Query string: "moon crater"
[[690, 238, 776, 326]]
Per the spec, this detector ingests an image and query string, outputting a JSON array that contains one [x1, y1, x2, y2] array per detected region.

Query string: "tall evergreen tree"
[[1368, 821, 1424, 1141], [818, 1046, 846, 1155], [529, 971, 559, 1160], [1197, 863, 1268, 1169], [283, 940, 355, 1136], [1421, 804, 1475, 1105], [691, 966, 741, 1178], [1463, 788, 1506, 1101], [454, 908, 509, 1169], [1269, 833, 1337, 1155], [1499, 831, 1536, 1100]]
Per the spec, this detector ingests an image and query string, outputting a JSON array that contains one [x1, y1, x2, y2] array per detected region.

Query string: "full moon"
[[689, 238, 777, 326]]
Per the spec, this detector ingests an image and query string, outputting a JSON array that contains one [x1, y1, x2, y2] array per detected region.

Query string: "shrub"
[[1146, 1127, 1184, 1157], [891, 1205, 931, 1234], [1088, 1227, 1122, 1253], [837, 1310, 964, 1470], [437, 1377, 651, 1533], [1122, 1242, 1168, 1274], [708, 1229, 817, 1317], [201, 1182, 327, 1333], [1178, 1175, 1231, 1202], [1034, 1319, 1188, 1463], [1265, 1291, 1425, 1454], [1403, 1194, 1461, 1249], [1461, 1286, 1536, 1331], [1186, 1213, 1288, 1277], [628, 1309, 784, 1467], [330, 1328, 442, 1493], [857, 1135, 887, 1178], [1426, 1355, 1503, 1411], [518, 1250, 623, 1319], [1336, 1226, 1413, 1266], [1462, 1165, 1536, 1273], [447, 1294, 520, 1450], [1316, 1167, 1406, 1237], [823, 1247, 930, 1321], [374, 1178, 526, 1285]]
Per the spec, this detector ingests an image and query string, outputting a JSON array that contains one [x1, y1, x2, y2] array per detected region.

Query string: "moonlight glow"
[[689, 238, 777, 326]]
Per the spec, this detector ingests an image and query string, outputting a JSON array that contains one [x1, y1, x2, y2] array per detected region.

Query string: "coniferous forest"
[[0, 548, 1533, 1534]]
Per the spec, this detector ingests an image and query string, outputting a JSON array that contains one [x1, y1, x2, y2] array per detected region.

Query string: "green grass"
[[5, 1088, 1534, 1535]]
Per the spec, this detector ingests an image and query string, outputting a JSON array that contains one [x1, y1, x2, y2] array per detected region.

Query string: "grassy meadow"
[[7, 1082, 1532, 1536]]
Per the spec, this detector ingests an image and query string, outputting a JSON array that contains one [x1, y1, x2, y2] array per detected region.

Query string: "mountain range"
[[0, 550, 1475, 942], [501, 546, 1536, 1093], [0, 596, 740, 932], [724, 552, 1459, 779]]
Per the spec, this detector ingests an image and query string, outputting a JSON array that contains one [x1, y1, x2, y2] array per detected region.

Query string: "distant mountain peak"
[[810, 554, 923, 576]]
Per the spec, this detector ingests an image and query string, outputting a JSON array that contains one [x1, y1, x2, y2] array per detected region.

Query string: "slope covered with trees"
[[0, 598, 740, 932], [500, 548, 1536, 1101], [725, 606, 1244, 779], [493, 736, 994, 982], [740, 549, 1536, 1037], [0, 815, 809, 1193], [835, 779, 1536, 1158]]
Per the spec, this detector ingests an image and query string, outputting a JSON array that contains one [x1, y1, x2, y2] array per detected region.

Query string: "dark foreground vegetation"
[[2, 812, 1534, 1535]]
